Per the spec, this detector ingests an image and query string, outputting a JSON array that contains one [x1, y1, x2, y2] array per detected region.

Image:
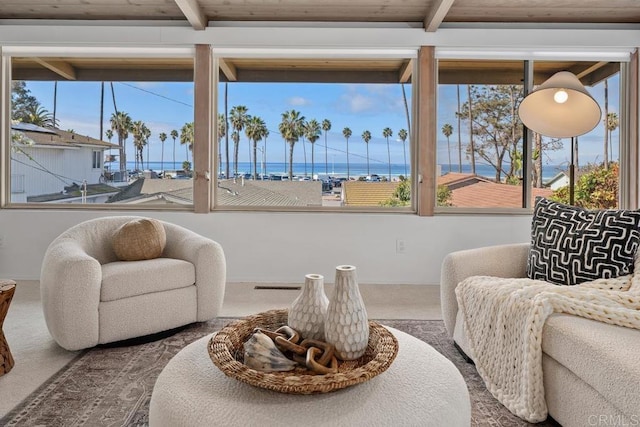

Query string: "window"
[[8, 53, 194, 205], [436, 58, 622, 209], [92, 150, 101, 169], [214, 56, 415, 210]]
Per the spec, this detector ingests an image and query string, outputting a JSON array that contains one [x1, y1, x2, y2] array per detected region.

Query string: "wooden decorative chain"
[[253, 326, 338, 374]]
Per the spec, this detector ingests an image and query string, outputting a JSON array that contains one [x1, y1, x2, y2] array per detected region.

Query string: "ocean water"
[[110, 161, 562, 181]]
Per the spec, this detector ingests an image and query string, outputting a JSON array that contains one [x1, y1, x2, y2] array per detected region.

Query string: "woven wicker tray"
[[208, 309, 399, 394]]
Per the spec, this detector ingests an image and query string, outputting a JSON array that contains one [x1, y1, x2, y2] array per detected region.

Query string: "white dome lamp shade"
[[518, 71, 601, 138]]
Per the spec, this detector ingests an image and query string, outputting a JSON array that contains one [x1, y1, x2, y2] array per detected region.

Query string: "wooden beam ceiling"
[[424, 0, 456, 32], [174, 0, 207, 30], [573, 61, 608, 80], [399, 59, 414, 83], [32, 58, 76, 80], [1, 0, 640, 25], [579, 62, 621, 86], [218, 58, 237, 82]]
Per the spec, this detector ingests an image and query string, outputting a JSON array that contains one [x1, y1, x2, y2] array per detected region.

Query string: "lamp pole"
[[570, 137, 575, 205]]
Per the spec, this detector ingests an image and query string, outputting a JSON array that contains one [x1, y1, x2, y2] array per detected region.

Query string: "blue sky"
[[22, 72, 619, 171], [23, 80, 412, 167]]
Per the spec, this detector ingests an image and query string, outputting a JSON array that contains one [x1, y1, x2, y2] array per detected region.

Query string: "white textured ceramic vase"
[[288, 274, 329, 341], [324, 265, 369, 360]]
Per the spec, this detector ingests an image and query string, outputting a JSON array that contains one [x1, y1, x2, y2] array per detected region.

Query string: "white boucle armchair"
[[40, 216, 226, 351]]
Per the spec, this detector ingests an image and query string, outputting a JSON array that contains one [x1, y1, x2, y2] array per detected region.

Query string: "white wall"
[[0, 209, 531, 284]]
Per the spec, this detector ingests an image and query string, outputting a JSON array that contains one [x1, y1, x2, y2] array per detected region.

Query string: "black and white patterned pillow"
[[527, 197, 640, 286]]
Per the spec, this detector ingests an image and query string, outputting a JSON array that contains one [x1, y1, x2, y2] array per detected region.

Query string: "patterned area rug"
[[1, 318, 557, 427]]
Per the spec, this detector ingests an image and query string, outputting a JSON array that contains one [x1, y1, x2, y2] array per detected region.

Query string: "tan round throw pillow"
[[112, 218, 167, 261]]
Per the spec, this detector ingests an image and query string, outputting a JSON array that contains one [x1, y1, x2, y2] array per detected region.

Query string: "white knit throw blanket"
[[455, 273, 640, 423]]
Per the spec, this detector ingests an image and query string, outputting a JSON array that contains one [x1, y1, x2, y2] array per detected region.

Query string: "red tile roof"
[[438, 173, 554, 208]]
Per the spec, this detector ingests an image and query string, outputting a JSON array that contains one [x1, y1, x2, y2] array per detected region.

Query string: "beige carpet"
[[1, 317, 558, 427]]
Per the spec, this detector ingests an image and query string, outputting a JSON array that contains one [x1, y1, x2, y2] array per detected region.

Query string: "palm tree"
[[180, 122, 194, 166], [604, 79, 609, 169], [131, 121, 141, 170], [441, 124, 453, 173], [279, 110, 305, 180], [343, 127, 352, 179], [159, 132, 167, 174], [217, 114, 226, 177], [607, 112, 619, 163], [231, 130, 240, 177], [224, 82, 230, 181], [383, 127, 393, 180], [467, 84, 476, 174], [230, 105, 249, 177], [104, 129, 113, 168], [263, 128, 270, 177], [300, 120, 308, 176], [143, 124, 151, 170], [170, 129, 178, 170], [456, 85, 462, 172], [110, 111, 132, 173], [131, 120, 148, 170], [25, 105, 58, 128], [398, 128, 408, 176], [245, 115, 268, 179], [322, 119, 331, 176], [361, 130, 372, 175], [305, 119, 321, 179]]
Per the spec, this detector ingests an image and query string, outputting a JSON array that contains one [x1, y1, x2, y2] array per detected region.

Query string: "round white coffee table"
[[149, 327, 470, 426]]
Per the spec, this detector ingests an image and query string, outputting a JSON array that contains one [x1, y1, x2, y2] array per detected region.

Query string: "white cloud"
[[287, 96, 312, 107], [343, 93, 376, 113], [337, 84, 406, 115]]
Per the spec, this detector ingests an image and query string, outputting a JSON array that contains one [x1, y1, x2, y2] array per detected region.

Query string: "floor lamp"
[[518, 71, 601, 205]]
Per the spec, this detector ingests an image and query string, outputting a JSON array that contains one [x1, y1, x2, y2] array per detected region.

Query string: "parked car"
[[331, 177, 348, 187], [165, 170, 190, 179]]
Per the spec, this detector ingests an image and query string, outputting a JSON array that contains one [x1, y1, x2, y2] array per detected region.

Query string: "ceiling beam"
[[218, 58, 238, 82], [399, 59, 413, 83], [174, 0, 207, 31], [579, 62, 620, 86], [32, 58, 76, 80], [13, 67, 193, 82], [423, 0, 456, 32], [225, 69, 399, 84], [572, 61, 609, 80]]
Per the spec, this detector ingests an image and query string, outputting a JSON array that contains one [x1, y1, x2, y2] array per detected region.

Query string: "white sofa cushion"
[[99, 286, 197, 344], [101, 258, 195, 302], [541, 313, 640, 417]]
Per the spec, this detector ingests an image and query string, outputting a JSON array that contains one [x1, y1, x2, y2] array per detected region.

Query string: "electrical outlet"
[[396, 238, 405, 254]]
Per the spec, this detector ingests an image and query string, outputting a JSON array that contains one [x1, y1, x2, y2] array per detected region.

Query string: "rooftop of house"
[[342, 181, 399, 207], [27, 183, 120, 202], [342, 173, 556, 208], [108, 178, 323, 207], [442, 173, 555, 208], [12, 123, 118, 150]]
